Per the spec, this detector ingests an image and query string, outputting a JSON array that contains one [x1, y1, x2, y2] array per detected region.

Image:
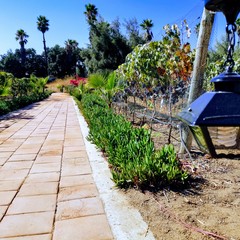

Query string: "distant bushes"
[[0, 72, 51, 116]]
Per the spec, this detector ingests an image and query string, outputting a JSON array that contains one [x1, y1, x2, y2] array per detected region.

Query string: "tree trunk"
[[43, 33, 48, 76], [179, 8, 215, 154], [20, 43, 26, 65]]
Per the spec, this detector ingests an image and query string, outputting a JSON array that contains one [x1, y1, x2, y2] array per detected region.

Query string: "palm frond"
[[87, 73, 106, 89]]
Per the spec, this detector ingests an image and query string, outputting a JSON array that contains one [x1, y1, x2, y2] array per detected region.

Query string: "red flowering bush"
[[70, 75, 87, 87]]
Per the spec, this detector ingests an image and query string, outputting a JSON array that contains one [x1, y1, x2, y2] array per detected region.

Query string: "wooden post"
[[179, 8, 215, 153]]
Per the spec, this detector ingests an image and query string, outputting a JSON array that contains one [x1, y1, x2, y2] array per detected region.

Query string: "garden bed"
[[73, 87, 240, 239], [125, 152, 240, 239], [118, 98, 240, 240]]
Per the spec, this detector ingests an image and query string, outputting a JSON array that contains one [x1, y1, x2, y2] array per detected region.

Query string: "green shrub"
[[78, 93, 188, 189], [0, 73, 51, 116], [0, 91, 51, 116], [0, 100, 10, 115], [70, 83, 85, 101], [0, 72, 13, 96], [57, 85, 64, 92], [10, 75, 49, 98]]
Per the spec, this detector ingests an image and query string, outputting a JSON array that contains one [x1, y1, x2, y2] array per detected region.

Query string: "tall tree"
[[81, 19, 131, 74], [124, 18, 145, 48], [15, 29, 29, 65], [37, 15, 49, 75], [47, 45, 66, 78], [0, 48, 46, 78], [82, 5, 131, 74], [111, 19, 132, 62], [84, 4, 98, 24], [65, 39, 78, 53], [140, 19, 154, 42], [64, 39, 82, 75]]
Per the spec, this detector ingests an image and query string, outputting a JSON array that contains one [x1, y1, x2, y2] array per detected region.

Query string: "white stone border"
[[72, 98, 155, 240]]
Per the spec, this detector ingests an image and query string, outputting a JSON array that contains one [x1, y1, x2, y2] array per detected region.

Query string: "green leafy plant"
[[78, 93, 188, 189], [0, 100, 10, 115], [57, 84, 64, 92], [0, 72, 13, 96], [86, 72, 124, 107], [0, 73, 51, 116]]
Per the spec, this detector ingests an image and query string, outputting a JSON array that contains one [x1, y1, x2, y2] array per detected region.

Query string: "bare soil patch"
[[116, 99, 240, 240], [125, 156, 240, 240]]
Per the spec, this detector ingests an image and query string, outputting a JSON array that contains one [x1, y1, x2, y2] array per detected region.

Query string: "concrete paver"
[[0, 93, 114, 239], [0, 191, 16, 206], [14, 147, 40, 155], [30, 162, 61, 173], [0, 169, 29, 181], [56, 197, 105, 220], [0, 159, 6, 166], [0, 152, 13, 159], [17, 182, 58, 196], [38, 149, 62, 157], [25, 172, 60, 183], [0, 212, 55, 238], [1, 161, 33, 170], [0, 234, 52, 240], [8, 154, 37, 161], [58, 184, 98, 202], [0, 206, 8, 219], [63, 145, 85, 152], [61, 163, 92, 176], [0, 180, 23, 191], [59, 174, 94, 188], [63, 138, 85, 146], [53, 215, 113, 240], [62, 150, 88, 159], [35, 156, 62, 164], [0, 146, 18, 152], [7, 195, 56, 214]]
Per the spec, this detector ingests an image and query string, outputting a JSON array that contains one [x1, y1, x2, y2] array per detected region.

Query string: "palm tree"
[[87, 72, 123, 108], [15, 29, 29, 65], [37, 15, 49, 75], [65, 39, 78, 53], [84, 4, 98, 24], [140, 19, 154, 42]]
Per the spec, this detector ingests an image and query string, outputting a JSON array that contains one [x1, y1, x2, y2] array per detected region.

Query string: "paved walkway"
[[0, 93, 113, 240]]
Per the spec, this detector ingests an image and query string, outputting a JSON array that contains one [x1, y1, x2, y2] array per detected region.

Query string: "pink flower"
[[69, 76, 87, 87], [70, 79, 79, 86]]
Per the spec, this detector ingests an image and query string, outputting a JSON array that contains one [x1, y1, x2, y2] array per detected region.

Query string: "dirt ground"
[[114, 99, 240, 240]]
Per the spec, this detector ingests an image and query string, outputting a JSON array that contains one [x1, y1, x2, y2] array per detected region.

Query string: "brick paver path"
[[0, 93, 113, 240]]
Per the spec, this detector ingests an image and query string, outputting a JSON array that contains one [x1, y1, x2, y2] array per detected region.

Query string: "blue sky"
[[0, 0, 227, 55]]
